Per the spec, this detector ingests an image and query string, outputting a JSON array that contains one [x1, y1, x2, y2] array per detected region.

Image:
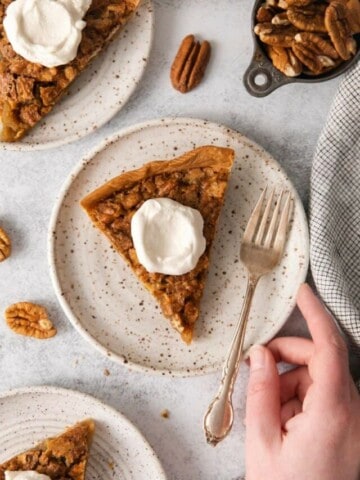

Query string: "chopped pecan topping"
[[287, 4, 327, 32], [0, 226, 11, 261], [5, 302, 57, 339], [170, 34, 211, 93], [15, 76, 35, 102], [254, 23, 298, 47], [325, 1, 353, 59], [267, 45, 303, 76]]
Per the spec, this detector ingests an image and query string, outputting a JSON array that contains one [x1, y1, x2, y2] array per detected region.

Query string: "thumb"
[[246, 345, 281, 449]]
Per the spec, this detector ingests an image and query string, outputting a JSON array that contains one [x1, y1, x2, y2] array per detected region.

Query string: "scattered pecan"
[[254, 23, 298, 47], [170, 34, 211, 93], [0, 227, 11, 262], [267, 45, 303, 76], [5, 302, 57, 339], [287, 4, 327, 32], [160, 409, 170, 419], [325, 1, 353, 59]]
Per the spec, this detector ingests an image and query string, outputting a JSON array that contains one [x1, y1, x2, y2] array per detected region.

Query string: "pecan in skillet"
[[0, 226, 11, 261], [254, 23, 298, 47], [292, 42, 337, 74], [256, 3, 276, 23], [267, 45, 303, 76], [254, 0, 358, 77], [5, 302, 57, 339], [278, 0, 315, 8], [287, 4, 327, 32], [170, 34, 211, 93], [325, 1, 355, 60], [272, 12, 291, 25]]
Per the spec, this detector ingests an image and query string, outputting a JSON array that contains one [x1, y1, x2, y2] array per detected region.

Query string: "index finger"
[[297, 284, 351, 404]]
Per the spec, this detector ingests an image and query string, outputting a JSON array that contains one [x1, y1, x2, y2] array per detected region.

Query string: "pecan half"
[[254, 23, 298, 47], [278, 0, 315, 7], [256, 4, 276, 23], [325, 1, 353, 59], [346, 0, 360, 34], [170, 35, 211, 93], [267, 45, 303, 76], [5, 302, 57, 339], [295, 32, 339, 59], [288, 4, 327, 32], [272, 12, 291, 25], [292, 43, 336, 74], [0, 227, 11, 262]]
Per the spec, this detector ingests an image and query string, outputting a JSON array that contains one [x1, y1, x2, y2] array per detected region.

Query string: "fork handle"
[[204, 274, 259, 446]]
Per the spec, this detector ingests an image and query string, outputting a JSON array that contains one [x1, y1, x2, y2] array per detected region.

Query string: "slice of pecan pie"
[[81, 145, 234, 344], [0, 0, 140, 142], [0, 419, 94, 480]]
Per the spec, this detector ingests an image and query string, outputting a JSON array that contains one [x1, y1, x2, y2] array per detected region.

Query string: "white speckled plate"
[[0, 386, 166, 480], [0, 1, 153, 152], [49, 117, 309, 376]]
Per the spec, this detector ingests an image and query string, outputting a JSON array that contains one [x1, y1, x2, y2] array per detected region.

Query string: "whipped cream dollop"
[[3, 0, 92, 67], [131, 198, 206, 276], [5, 472, 51, 480]]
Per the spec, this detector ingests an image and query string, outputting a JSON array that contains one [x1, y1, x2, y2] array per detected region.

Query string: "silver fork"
[[204, 187, 292, 446]]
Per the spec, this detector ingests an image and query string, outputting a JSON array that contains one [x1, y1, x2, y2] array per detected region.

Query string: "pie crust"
[[81, 145, 235, 343], [0, 419, 95, 480], [0, 0, 140, 142]]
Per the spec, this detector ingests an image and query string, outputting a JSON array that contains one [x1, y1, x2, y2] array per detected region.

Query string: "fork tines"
[[243, 187, 292, 250]]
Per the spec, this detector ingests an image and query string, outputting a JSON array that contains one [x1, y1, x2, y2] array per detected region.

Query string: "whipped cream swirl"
[[4, 0, 92, 67], [131, 198, 207, 276]]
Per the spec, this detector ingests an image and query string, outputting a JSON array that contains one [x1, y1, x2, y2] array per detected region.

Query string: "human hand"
[[245, 283, 360, 480]]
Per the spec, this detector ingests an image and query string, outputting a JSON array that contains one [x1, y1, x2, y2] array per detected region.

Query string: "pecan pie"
[[0, 419, 94, 480], [81, 146, 234, 344], [0, 0, 140, 142]]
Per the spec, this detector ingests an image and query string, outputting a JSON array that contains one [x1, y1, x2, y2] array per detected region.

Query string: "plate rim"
[[0, 1, 154, 152], [0, 384, 167, 480], [48, 116, 310, 377]]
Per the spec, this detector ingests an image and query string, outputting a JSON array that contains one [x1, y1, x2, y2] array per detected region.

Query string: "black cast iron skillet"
[[243, 0, 360, 97]]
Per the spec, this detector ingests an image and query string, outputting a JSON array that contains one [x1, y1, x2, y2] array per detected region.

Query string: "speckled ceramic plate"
[[0, 386, 166, 480], [0, 1, 153, 152], [49, 117, 309, 376]]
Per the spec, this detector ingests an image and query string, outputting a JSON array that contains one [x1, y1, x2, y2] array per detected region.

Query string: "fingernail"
[[249, 345, 265, 371]]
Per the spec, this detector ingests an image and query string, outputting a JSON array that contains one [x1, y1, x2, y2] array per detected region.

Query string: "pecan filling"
[[91, 168, 228, 341]]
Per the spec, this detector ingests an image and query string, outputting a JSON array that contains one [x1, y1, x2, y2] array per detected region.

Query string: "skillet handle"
[[243, 44, 291, 97]]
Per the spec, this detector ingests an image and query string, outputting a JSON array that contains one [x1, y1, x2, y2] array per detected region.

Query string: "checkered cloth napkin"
[[310, 61, 360, 389]]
